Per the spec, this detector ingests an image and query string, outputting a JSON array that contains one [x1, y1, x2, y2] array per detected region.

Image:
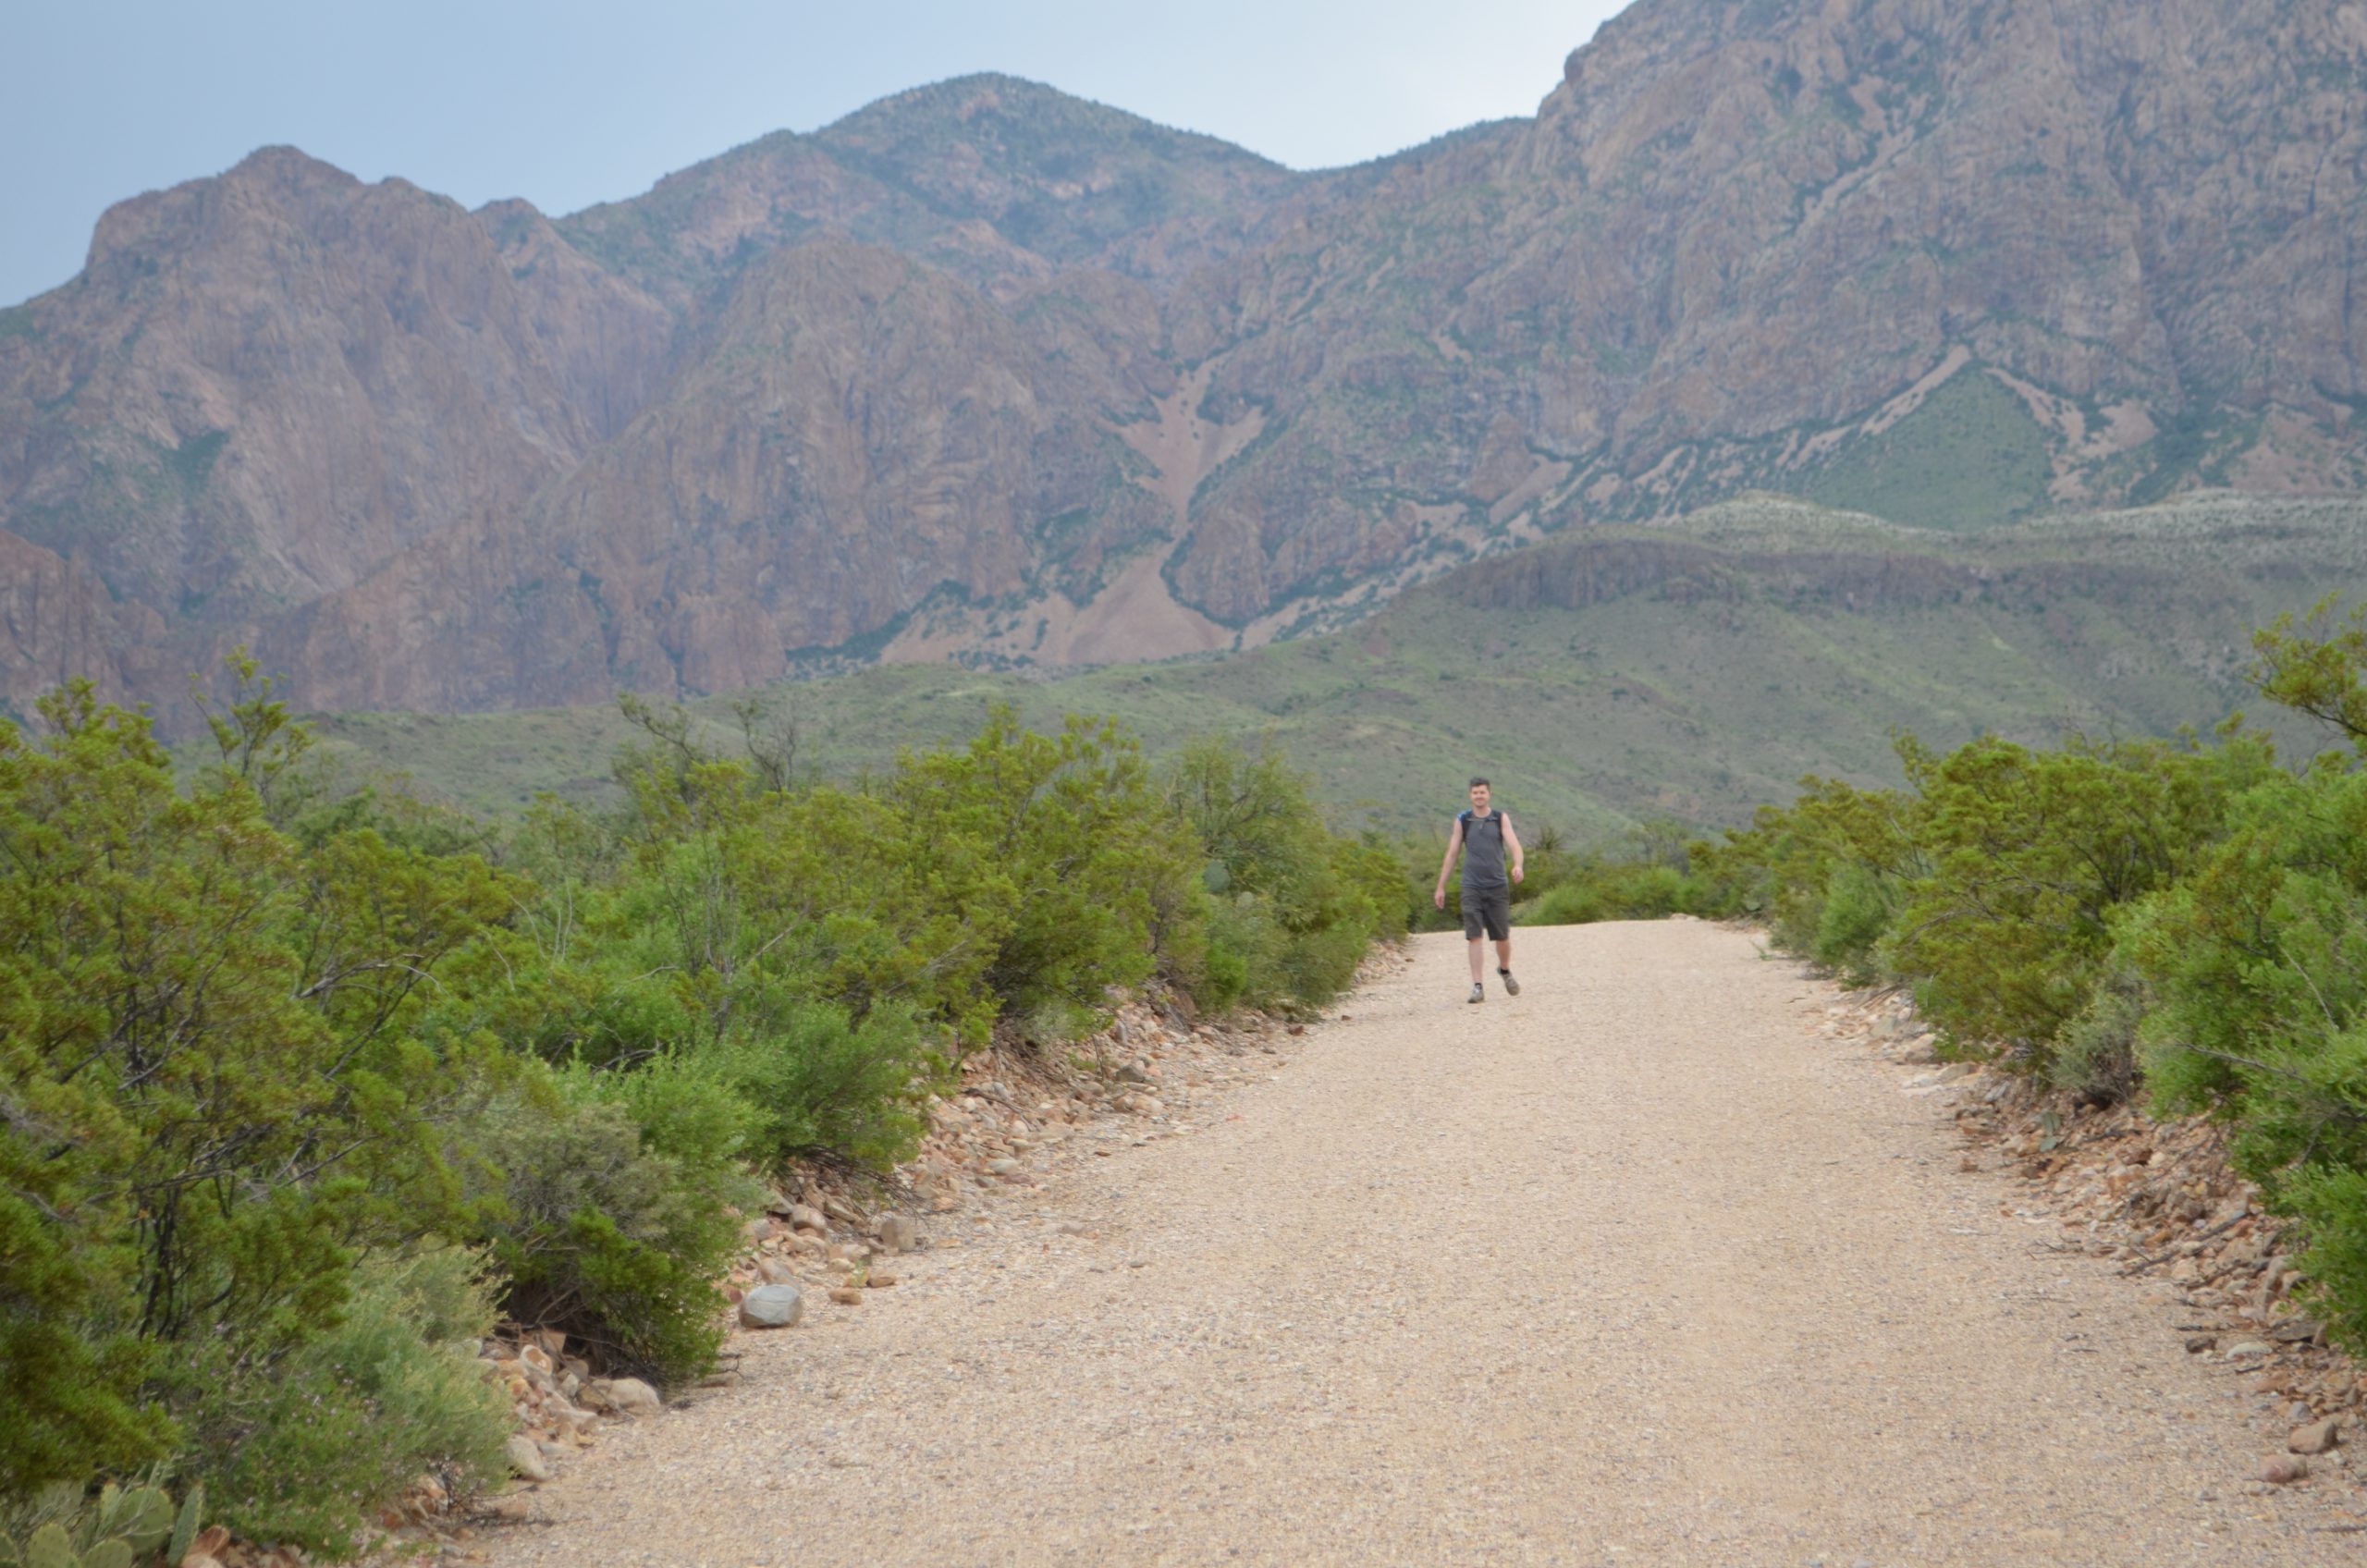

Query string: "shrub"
[[1886, 731, 2273, 1060], [1165, 739, 1395, 1010], [469, 1087, 748, 1388], [177, 1248, 509, 1558], [2052, 965, 2145, 1105], [0, 680, 510, 1499], [2118, 762, 2367, 1346], [894, 710, 1196, 1026], [3, 678, 1405, 1543], [1517, 857, 1703, 928], [1811, 863, 1894, 983], [701, 1001, 926, 1171]]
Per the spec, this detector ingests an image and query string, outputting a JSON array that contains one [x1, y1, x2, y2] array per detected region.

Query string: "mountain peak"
[[5, 0, 2361, 726], [817, 71, 1285, 171]]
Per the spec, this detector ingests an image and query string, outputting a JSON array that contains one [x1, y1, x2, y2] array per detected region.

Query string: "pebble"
[[877, 1212, 921, 1253], [504, 1434, 552, 1482], [2289, 1415, 2343, 1455], [586, 1377, 662, 1418], [2259, 1453, 2310, 1484], [828, 1286, 865, 1305], [738, 1283, 804, 1329], [2225, 1341, 2275, 1360]]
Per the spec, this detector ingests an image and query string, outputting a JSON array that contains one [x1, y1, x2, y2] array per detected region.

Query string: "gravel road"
[[484, 921, 2359, 1566]]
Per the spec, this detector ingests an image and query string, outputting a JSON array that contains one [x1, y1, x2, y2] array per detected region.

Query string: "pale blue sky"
[[5, 1, 1627, 307]]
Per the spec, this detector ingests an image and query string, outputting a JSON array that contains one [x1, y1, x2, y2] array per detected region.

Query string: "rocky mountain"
[[2, 0, 2362, 722]]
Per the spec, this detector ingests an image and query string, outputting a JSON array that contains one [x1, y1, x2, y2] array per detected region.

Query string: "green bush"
[[893, 711, 1197, 1028], [1704, 596, 2367, 1352], [178, 1248, 509, 1558], [1887, 732, 2272, 1059], [1513, 817, 1712, 928], [1165, 739, 1397, 1010], [0, 678, 511, 1501], [1811, 863, 1894, 983], [470, 1088, 747, 1388], [2052, 965, 2145, 1105], [1521, 863, 1692, 925], [2117, 762, 2367, 1345], [4, 678, 1404, 1545], [701, 1001, 926, 1171]]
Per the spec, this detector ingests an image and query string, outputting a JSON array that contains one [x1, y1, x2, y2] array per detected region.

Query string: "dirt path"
[[485, 923, 2359, 1566]]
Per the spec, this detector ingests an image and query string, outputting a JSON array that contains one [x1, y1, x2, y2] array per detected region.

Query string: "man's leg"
[[1490, 895, 1519, 995], [1462, 897, 1488, 1000], [1495, 937, 1520, 994]]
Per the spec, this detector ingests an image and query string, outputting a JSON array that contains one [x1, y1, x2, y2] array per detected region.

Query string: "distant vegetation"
[[303, 494, 2367, 841], [1798, 370, 2054, 530], [1, 666, 1404, 1554], [1696, 595, 2367, 1354]]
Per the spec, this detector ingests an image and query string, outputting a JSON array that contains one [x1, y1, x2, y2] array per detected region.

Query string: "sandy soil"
[[482, 922, 2361, 1567]]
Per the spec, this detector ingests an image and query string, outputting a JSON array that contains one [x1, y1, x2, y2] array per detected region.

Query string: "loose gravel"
[[481, 921, 2361, 1566]]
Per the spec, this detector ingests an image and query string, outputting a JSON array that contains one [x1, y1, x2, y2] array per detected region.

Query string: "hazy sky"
[[5, 0, 1627, 307]]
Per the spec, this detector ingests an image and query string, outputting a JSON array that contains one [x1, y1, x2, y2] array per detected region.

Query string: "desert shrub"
[[0, 678, 512, 1501], [1192, 894, 1274, 1013], [701, 1001, 926, 1170], [2117, 761, 2367, 1345], [1336, 835, 1415, 942], [468, 1084, 749, 1388], [1891, 731, 2275, 1060], [1165, 739, 1393, 1010], [2052, 965, 2146, 1105], [1520, 861, 1698, 925], [2250, 592, 2367, 754], [1812, 863, 1895, 983], [5, 677, 1403, 1542], [1692, 598, 2367, 1348], [178, 1248, 509, 1557], [891, 710, 1197, 1026], [1514, 814, 1716, 929]]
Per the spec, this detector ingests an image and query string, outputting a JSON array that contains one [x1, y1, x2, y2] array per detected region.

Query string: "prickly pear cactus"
[[0, 1477, 202, 1568]]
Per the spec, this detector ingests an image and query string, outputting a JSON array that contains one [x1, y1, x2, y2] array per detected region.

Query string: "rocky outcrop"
[[267, 237, 1175, 709], [1, 1, 2361, 722]]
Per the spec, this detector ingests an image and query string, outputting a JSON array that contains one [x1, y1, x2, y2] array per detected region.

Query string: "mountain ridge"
[[3, 0, 2361, 725]]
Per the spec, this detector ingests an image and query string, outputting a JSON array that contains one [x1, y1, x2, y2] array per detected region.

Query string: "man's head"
[[1468, 777, 1491, 812]]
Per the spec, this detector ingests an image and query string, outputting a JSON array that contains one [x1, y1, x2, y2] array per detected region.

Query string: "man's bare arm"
[[1502, 814, 1525, 884], [1433, 820, 1465, 908]]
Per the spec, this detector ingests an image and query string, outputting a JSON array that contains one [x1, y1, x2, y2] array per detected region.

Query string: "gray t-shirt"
[[1458, 808, 1509, 890]]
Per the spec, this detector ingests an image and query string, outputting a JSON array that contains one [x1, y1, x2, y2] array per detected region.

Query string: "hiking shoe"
[[1500, 968, 1521, 997], [1466, 983, 1485, 1004]]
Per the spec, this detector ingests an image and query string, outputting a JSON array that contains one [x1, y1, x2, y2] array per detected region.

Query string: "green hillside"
[[302, 493, 2367, 841]]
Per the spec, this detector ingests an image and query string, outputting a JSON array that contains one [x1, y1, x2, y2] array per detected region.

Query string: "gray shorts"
[[1461, 885, 1511, 942]]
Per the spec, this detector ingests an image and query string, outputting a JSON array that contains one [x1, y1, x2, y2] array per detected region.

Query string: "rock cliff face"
[[1, 0, 2361, 720]]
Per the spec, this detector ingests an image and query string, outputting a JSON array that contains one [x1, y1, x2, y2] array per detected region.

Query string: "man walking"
[[1433, 777, 1524, 1003]]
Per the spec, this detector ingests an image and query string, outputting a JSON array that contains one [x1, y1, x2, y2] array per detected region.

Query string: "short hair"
[[1468, 776, 1490, 789]]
